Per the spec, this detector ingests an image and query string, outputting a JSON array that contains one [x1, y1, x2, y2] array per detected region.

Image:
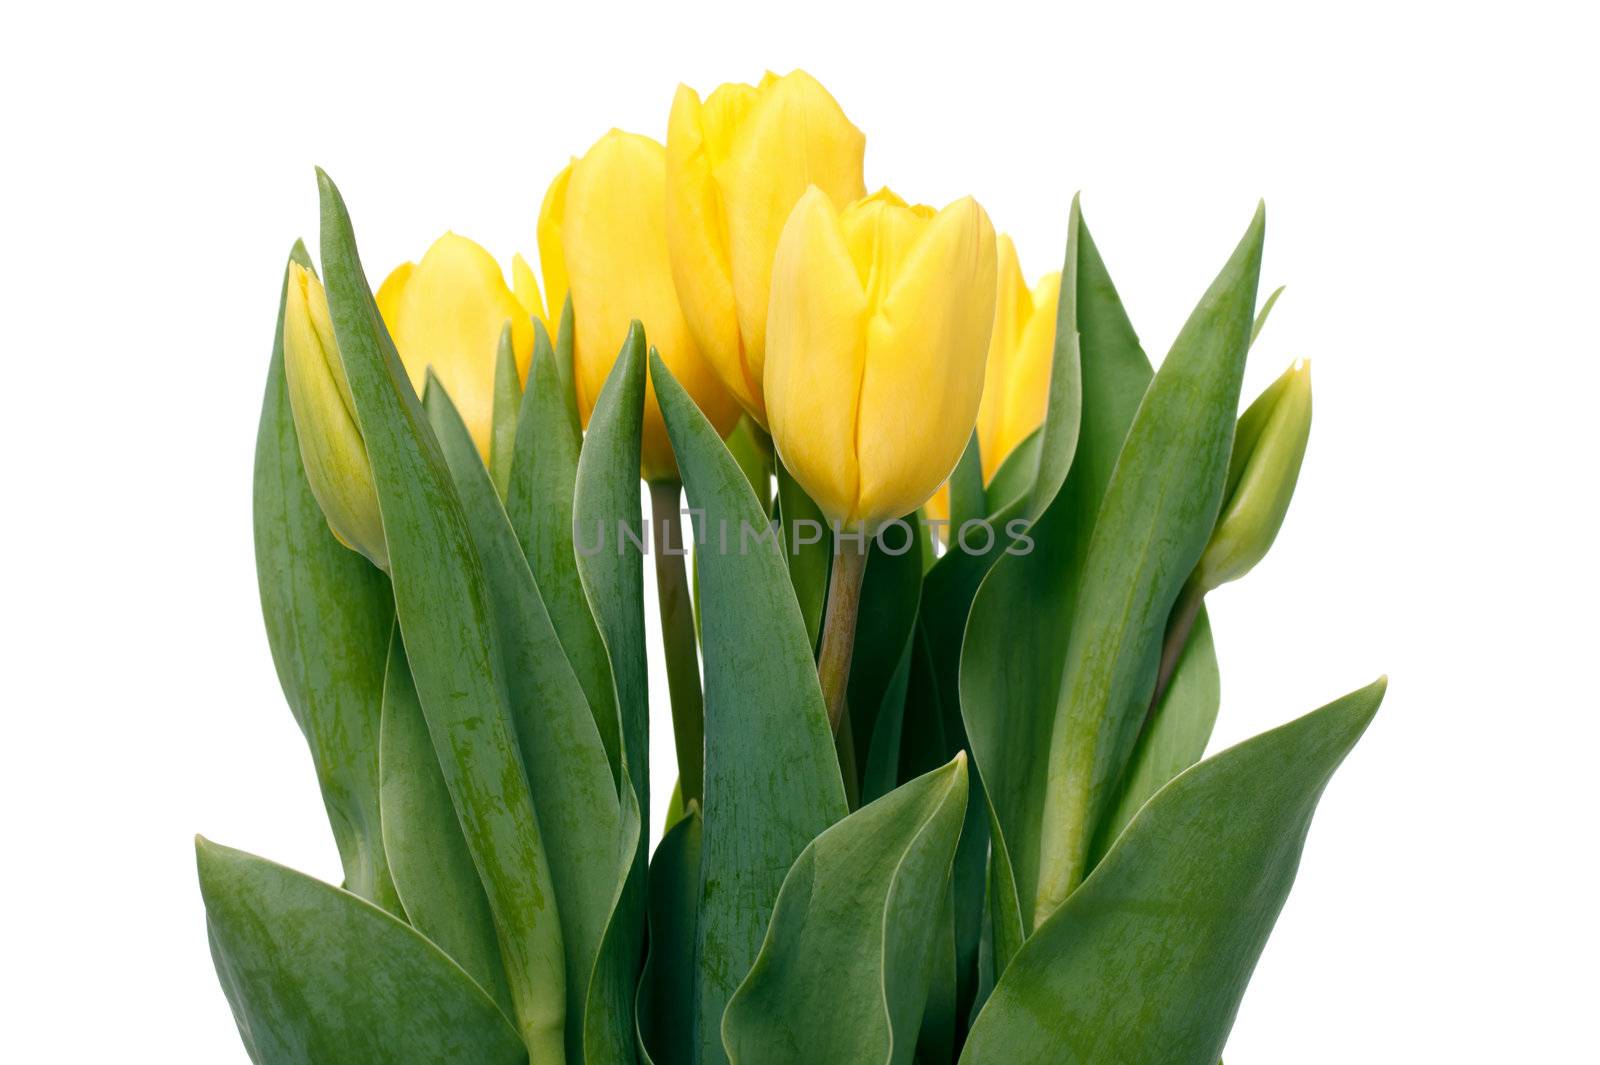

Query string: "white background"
[[3, 0, 1596, 1060]]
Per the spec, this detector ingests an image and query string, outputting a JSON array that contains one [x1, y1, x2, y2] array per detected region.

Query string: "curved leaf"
[[723, 756, 969, 1065], [637, 808, 702, 1065], [197, 838, 525, 1065], [317, 170, 563, 1058], [650, 350, 848, 1065], [377, 624, 511, 1016], [1033, 203, 1264, 918], [508, 319, 622, 790], [252, 243, 398, 912], [960, 679, 1385, 1065], [574, 325, 650, 823], [583, 771, 645, 1065], [962, 201, 1152, 954], [420, 374, 625, 1059], [776, 459, 830, 651]]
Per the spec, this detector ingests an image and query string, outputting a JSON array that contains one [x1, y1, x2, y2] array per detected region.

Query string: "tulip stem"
[[1151, 579, 1207, 711], [651, 480, 704, 808], [817, 540, 869, 737]]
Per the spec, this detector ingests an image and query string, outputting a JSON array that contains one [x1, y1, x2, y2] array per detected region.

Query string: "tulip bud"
[[547, 130, 741, 482], [1190, 358, 1313, 591], [281, 263, 387, 569], [765, 187, 998, 530], [666, 70, 866, 427], [926, 236, 1060, 521], [375, 234, 544, 461]]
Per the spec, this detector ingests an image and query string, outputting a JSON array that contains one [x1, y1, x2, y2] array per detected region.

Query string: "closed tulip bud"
[[282, 263, 387, 570], [546, 130, 741, 482], [1191, 358, 1313, 591], [926, 236, 1061, 521], [666, 69, 866, 427], [375, 233, 545, 461], [765, 187, 998, 530]]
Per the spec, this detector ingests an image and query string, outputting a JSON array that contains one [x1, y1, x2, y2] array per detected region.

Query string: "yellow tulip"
[[666, 69, 866, 427], [544, 130, 741, 482], [925, 236, 1061, 522], [282, 263, 387, 569], [375, 233, 544, 460], [765, 187, 998, 530]]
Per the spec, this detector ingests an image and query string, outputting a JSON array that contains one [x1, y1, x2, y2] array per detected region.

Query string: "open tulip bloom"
[[206, 71, 1382, 1065]]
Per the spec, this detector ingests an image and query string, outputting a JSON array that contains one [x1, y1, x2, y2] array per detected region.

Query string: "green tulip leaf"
[[1091, 609, 1220, 862], [961, 200, 1155, 962], [489, 322, 522, 501], [197, 838, 525, 1065], [650, 349, 849, 1065], [252, 242, 398, 913], [377, 625, 511, 1016], [847, 518, 926, 796], [724, 415, 775, 506], [317, 169, 564, 1058], [555, 295, 582, 435], [419, 371, 625, 1059], [1250, 283, 1285, 346], [722, 755, 969, 1065], [637, 808, 702, 1065], [982, 427, 1042, 520], [506, 318, 623, 791], [947, 432, 986, 531], [959, 678, 1385, 1065], [1032, 203, 1263, 919], [583, 769, 645, 1065], [574, 324, 651, 822]]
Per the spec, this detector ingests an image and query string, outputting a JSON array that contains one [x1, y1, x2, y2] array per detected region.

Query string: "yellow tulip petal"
[[976, 235, 1032, 482], [563, 130, 740, 480], [764, 187, 870, 524], [717, 70, 866, 416], [855, 197, 997, 526], [283, 263, 387, 568], [839, 188, 934, 304], [511, 252, 549, 328], [537, 161, 573, 324], [994, 271, 1061, 476], [390, 233, 533, 459], [374, 261, 414, 340], [665, 84, 754, 417]]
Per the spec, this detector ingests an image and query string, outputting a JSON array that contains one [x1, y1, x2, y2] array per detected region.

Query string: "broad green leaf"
[[378, 625, 511, 1016], [776, 459, 830, 650], [573, 324, 650, 823], [197, 838, 525, 1065], [1033, 204, 1264, 919], [637, 809, 701, 1065], [317, 170, 563, 1058], [981, 427, 1041, 520], [507, 319, 622, 790], [915, 882, 959, 1064], [960, 679, 1385, 1065], [962, 202, 1151, 957], [420, 373, 624, 1059], [489, 323, 521, 500], [723, 756, 969, 1065], [252, 242, 398, 913], [555, 295, 581, 435], [583, 771, 645, 1065], [650, 350, 848, 1065], [861, 634, 914, 803], [1091, 609, 1220, 862]]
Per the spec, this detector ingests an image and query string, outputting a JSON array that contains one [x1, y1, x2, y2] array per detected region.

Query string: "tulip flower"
[[375, 233, 544, 461], [1193, 358, 1313, 591], [1152, 358, 1312, 706], [543, 129, 741, 482], [765, 186, 997, 732], [666, 69, 866, 427], [926, 235, 1061, 521], [281, 263, 387, 570]]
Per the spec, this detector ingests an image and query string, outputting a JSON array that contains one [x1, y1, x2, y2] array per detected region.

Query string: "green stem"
[[651, 480, 704, 807], [816, 539, 869, 735]]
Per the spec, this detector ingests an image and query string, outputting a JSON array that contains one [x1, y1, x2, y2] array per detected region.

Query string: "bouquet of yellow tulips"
[[202, 70, 1383, 1065]]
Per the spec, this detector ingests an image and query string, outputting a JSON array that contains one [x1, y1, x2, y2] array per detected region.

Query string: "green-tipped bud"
[[1191, 358, 1312, 592], [282, 262, 388, 570]]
